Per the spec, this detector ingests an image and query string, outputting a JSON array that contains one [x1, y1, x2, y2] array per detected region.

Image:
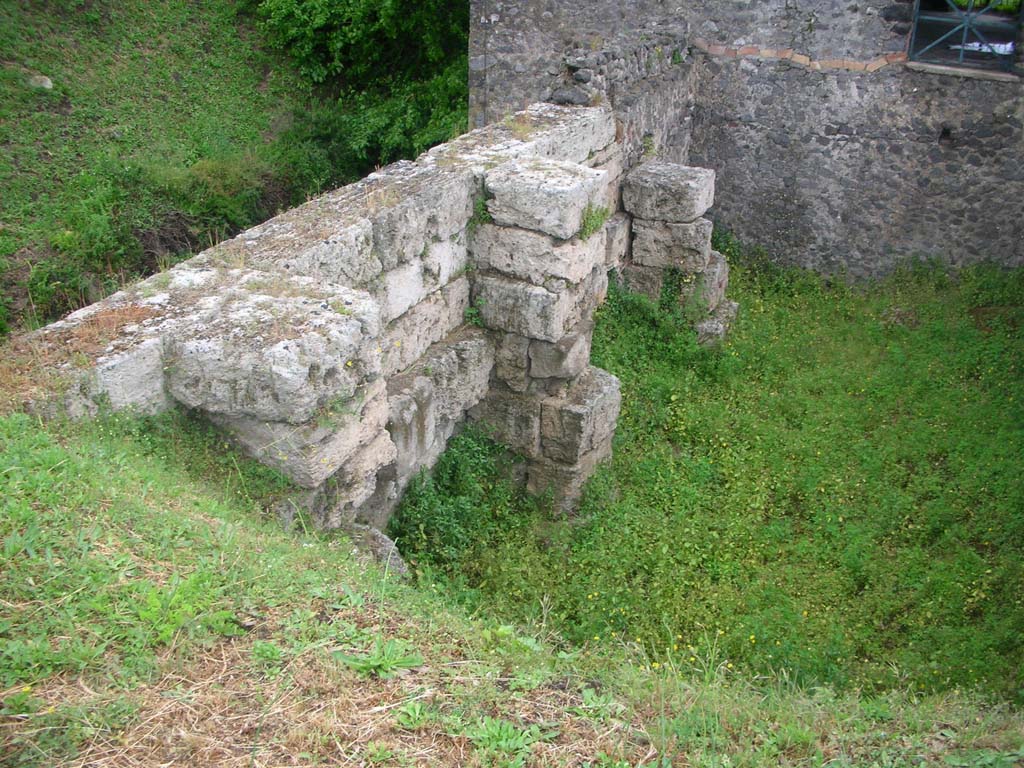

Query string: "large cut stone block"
[[387, 328, 495, 487], [485, 158, 607, 240], [540, 366, 621, 464], [164, 276, 382, 426], [529, 320, 593, 380], [700, 250, 730, 312], [621, 263, 665, 303], [210, 379, 392, 489], [380, 278, 470, 377], [696, 299, 739, 347], [495, 333, 531, 393], [632, 218, 712, 271], [468, 389, 542, 458], [473, 266, 605, 342], [527, 441, 612, 513], [526, 104, 616, 165], [604, 212, 632, 271], [470, 223, 606, 286], [623, 162, 715, 223]]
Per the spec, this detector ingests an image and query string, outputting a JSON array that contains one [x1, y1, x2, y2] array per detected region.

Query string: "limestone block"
[[315, 432, 398, 529], [386, 328, 494, 485], [470, 223, 606, 286], [423, 234, 468, 290], [632, 218, 713, 271], [621, 263, 665, 303], [526, 104, 617, 165], [697, 250, 730, 313], [473, 266, 605, 342], [164, 279, 382, 426], [468, 389, 542, 458], [604, 212, 632, 271], [529, 320, 593, 380], [539, 366, 621, 464], [485, 158, 607, 240], [588, 143, 625, 212], [202, 216, 382, 289], [387, 376, 436, 485], [210, 379, 391, 489], [495, 333, 531, 393], [527, 441, 612, 513], [380, 277, 470, 377], [623, 162, 715, 223], [381, 261, 427, 322], [91, 338, 171, 414], [696, 299, 739, 347], [367, 165, 475, 271]]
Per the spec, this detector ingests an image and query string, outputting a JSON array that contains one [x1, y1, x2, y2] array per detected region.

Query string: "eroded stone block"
[[470, 223, 606, 286], [540, 366, 621, 464], [380, 277, 470, 377], [164, 278, 382, 426], [696, 299, 739, 347], [485, 158, 607, 240], [527, 442, 612, 513], [468, 389, 542, 458], [473, 266, 605, 342], [604, 212, 632, 271], [529, 320, 593, 380], [211, 379, 391, 489], [632, 218, 713, 270], [697, 249, 730, 313], [621, 262, 665, 303], [623, 161, 715, 223], [495, 333, 531, 392]]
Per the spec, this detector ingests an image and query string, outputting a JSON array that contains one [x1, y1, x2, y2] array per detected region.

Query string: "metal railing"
[[909, 0, 1022, 71]]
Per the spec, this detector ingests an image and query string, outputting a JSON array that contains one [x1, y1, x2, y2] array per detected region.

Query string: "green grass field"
[[391, 248, 1024, 706], [0, 0, 311, 326]]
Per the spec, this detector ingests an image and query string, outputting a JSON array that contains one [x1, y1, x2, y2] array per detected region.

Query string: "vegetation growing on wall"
[[391, 250, 1024, 703]]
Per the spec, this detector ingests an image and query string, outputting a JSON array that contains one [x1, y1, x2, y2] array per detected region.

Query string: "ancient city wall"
[[470, 0, 1024, 276], [32, 104, 732, 533]]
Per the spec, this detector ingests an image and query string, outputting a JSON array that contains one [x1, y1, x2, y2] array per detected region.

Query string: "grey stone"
[[529, 320, 593, 380], [163, 281, 381, 426], [527, 440, 613, 513], [623, 162, 715, 223], [539, 366, 621, 464], [27, 74, 52, 90], [696, 299, 739, 346], [495, 333, 531, 392], [473, 266, 605, 342], [485, 158, 607, 240], [470, 223, 606, 286], [632, 218, 713, 270], [211, 378, 392, 490], [604, 212, 632, 270], [380, 278, 469, 377], [697, 249, 730, 313], [621, 262, 665, 303], [468, 389, 542, 458]]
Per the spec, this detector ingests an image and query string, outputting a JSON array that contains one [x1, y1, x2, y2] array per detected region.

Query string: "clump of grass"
[[578, 203, 609, 241]]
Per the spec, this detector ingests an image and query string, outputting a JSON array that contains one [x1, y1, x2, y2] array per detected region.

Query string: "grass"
[[391, 247, 1024, 705], [0, 0, 313, 327], [0, 264, 1023, 762]]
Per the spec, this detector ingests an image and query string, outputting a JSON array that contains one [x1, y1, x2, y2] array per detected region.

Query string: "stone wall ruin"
[[33, 103, 735, 533]]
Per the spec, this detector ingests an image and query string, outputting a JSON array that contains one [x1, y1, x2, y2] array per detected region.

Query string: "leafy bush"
[[243, 0, 468, 86]]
